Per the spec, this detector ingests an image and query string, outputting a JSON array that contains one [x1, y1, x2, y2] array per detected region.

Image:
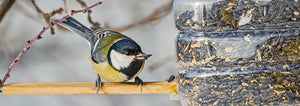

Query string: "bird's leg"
[[134, 76, 143, 92], [94, 74, 102, 93]]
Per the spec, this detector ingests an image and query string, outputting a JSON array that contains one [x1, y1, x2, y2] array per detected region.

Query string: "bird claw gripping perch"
[[94, 74, 102, 93], [135, 76, 143, 92]]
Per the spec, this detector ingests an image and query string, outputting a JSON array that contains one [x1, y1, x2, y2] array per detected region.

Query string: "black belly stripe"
[[119, 60, 144, 80]]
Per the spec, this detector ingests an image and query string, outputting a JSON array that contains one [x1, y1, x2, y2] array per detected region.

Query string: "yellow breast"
[[90, 57, 129, 82]]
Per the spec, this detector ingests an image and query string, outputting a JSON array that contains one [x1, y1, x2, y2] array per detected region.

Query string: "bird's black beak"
[[135, 53, 152, 60]]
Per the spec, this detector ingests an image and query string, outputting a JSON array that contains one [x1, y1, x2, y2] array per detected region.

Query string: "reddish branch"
[[76, 0, 100, 27], [0, 0, 16, 23], [0, 1, 102, 88], [30, 0, 64, 34]]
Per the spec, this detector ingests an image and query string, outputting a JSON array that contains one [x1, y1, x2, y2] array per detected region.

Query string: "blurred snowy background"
[[0, 0, 180, 106]]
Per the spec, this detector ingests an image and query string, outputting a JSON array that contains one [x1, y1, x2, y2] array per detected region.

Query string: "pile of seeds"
[[175, 27, 300, 105], [175, 0, 300, 33], [177, 68, 300, 105], [175, 0, 300, 105], [176, 28, 300, 69]]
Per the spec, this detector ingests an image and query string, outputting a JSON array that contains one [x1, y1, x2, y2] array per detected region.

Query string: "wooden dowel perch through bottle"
[[1, 81, 177, 95]]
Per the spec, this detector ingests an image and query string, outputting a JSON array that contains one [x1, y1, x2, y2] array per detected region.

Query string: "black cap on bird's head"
[[111, 39, 141, 55], [109, 39, 151, 60]]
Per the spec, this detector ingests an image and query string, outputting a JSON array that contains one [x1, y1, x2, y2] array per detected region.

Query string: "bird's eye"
[[123, 50, 130, 55], [124, 51, 129, 55]]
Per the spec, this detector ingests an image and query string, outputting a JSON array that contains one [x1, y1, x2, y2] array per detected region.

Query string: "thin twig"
[[0, 1, 103, 88], [30, 0, 64, 34], [62, 0, 67, 14], [75, 0, 173, 32], [0, 0, 16, 23], [76, 0, 100, 27], [106, 0, 174, 32]]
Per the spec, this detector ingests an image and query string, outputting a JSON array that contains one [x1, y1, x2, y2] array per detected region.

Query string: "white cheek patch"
[[110, 50, 135, 70]]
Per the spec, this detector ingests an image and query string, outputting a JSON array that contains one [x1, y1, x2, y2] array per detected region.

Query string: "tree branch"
[[76, 0, 100, 27], [0, 0, 16, 23], [106, 0, 173, 32], [62, 0, 67, 14], [30, 0, 64, 34], [0, 1, 102, 88], [75, 0, 173, 32]]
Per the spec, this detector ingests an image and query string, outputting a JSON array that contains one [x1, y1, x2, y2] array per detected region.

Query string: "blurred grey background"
[[0, 0, 180, 106]]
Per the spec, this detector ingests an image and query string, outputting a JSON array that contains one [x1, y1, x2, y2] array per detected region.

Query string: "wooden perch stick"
[[2, 81, 177, 95]]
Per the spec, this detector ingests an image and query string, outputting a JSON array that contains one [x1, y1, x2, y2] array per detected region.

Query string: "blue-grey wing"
[[90, 31, 111, 63], [91, 38, 106, 63], [58, 17, 106, 63]]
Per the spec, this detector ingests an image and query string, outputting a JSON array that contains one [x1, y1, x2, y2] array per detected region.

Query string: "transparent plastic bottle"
[[174, 0, 300, 105]]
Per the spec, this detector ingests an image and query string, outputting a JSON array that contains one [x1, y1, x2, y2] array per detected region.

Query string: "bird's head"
[[108, 39, 151, 70]]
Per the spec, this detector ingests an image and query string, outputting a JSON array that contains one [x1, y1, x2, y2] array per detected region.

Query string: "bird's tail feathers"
[[58, 17, 93, 42]]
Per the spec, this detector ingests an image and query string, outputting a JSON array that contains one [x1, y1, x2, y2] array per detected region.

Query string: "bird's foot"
[[94, 74, 102, 93], [134, 76, 143, 92]]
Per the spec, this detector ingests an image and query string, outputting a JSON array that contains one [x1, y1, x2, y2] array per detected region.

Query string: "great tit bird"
[[58, 17, 151, 92]]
